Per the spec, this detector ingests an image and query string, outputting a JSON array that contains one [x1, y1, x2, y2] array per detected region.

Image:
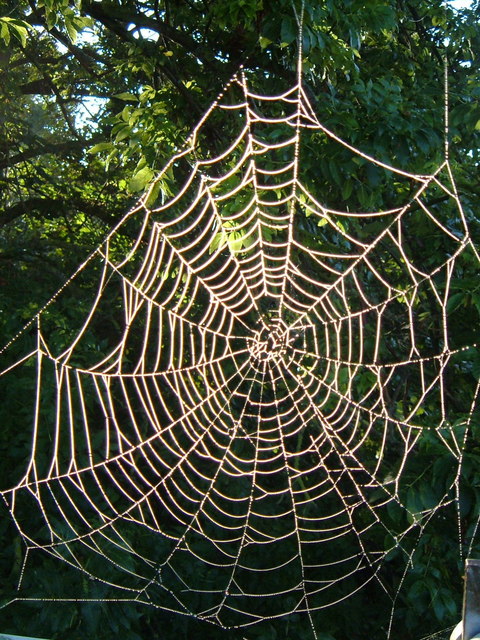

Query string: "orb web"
[[1, 62, 479, 638]]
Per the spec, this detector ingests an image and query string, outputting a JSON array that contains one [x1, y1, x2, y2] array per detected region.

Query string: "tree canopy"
[[1, 1, 480, 639]]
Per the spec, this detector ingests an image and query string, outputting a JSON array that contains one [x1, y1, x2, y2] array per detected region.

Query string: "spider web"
[[1, 57, 479, 638]]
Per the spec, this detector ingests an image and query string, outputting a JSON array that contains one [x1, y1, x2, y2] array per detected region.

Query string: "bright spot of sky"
[[75, 26, 159, 127], [132, 27, 159, 41]]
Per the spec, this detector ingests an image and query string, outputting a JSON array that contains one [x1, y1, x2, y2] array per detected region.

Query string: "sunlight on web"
[[1, 51, 479, 639]]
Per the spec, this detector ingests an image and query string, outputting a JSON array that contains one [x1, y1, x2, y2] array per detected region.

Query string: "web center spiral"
[[250, 326, 286, 362], [247, 319, 296, 372]]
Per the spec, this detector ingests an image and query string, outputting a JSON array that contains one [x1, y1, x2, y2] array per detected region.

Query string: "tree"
[[1, 1, 479, 639]]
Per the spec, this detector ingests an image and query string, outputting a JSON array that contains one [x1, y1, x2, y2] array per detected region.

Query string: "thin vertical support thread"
[[444, 53, 449, 162], [278, 0, 305, 319], [293, 0, 306, 82], [443, 0, 450, 162]]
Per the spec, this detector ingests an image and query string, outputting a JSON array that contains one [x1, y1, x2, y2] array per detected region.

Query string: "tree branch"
[[0, 140, 86, 171], [1, 195, 119, 227], [82, 1, 216, 70]]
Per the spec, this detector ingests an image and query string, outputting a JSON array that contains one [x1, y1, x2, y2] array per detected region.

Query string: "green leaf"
[[473, 353, 480, 380], [432, 593, 445, 621], [228, 231, 244, 253], [259, 36, 272, 49], [366, 163, 381, 187], [432, 15, 446, 27], [329, 159, 341, 186], [341, 179, 353, 200], [105, 148, 118, 172], [74, 15, 94, 30], [45, 7, 57, 29], [418, 482, 438, 510], [88, 142, 114, 154], [128, 166, 154, 192], [121, 105, 132, 121], [241, 233, 254, 249], [144, 180, 162, 207], [447, 292, 465, 313], [114, 125, 131, 142], [209, 230, 228, 253], [0, 21, 10, 46], [13, 25, 27, 47], [3, 19, 29, 47], [140, 86, 155, 103], [114, 92, 138, 101], [281, 16, 297, 46], [65, 15, 78, 43]]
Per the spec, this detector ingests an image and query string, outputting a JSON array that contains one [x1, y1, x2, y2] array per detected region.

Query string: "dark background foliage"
[[1, 0, 480, 638]]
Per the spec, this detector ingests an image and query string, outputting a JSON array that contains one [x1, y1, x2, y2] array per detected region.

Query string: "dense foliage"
[[1, 1, 480, 639]]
